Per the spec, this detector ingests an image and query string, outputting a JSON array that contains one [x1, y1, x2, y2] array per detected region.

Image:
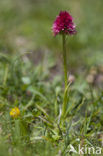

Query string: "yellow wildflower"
[[10, 107, 20, 118]]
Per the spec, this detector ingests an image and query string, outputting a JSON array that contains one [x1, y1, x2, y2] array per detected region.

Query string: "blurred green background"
[[0, 0, 103, 70]]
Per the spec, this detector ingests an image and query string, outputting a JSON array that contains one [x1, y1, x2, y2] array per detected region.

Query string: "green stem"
[[61, 34, 68, 118], [62, 34, 68, 88]]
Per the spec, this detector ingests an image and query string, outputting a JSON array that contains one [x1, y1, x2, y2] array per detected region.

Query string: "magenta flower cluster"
[[52, 11, 76, 36]]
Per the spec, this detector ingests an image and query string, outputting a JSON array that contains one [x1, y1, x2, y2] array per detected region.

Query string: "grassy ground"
[[0, 0, 103, 155]]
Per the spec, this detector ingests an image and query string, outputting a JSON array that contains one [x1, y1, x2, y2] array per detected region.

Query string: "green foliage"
[[0, 52, 103, 155]]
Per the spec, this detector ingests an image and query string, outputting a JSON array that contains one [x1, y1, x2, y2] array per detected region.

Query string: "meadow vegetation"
[[0, 0, 103, 155]]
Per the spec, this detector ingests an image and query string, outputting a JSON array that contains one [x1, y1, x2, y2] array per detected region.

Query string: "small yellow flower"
[[10, 107, 20, 118]]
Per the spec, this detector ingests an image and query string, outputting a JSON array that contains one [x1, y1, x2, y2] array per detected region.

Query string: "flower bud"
[[68, 74, 75, 83]]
